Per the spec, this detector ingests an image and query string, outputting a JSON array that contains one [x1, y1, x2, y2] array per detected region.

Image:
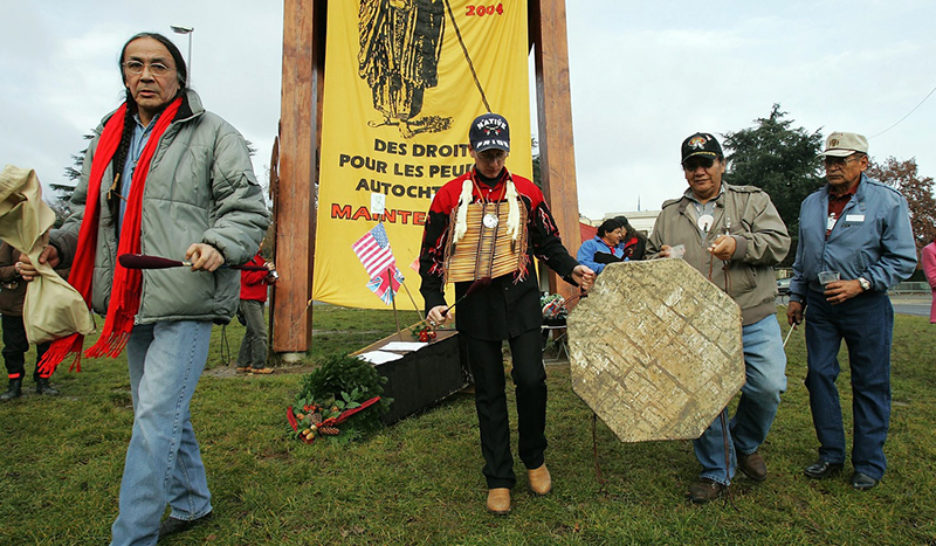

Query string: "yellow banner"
[[314, 0, 531, 309]]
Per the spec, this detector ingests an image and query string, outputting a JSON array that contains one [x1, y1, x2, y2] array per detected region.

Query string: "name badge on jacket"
[[845, 214, 865, 222]]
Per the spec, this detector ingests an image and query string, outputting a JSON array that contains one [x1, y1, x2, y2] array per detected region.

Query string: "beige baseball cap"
[[819, 132, 868, 157]]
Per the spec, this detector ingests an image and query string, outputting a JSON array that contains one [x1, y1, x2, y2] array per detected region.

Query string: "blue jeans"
[[694, 315, 788, 485], [804, 291, 893, 480], [111, 321, 213, 546]]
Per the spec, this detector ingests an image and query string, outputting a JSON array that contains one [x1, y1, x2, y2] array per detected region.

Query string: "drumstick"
[[118, 253, 269, 271]]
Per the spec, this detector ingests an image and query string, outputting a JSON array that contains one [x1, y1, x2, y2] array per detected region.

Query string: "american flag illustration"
[[352, 223, 404, 304]]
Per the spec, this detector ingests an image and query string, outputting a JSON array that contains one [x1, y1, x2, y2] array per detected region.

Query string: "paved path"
[[890, 295, 931, 317]]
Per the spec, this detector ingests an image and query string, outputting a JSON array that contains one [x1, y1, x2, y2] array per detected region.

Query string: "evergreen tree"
[[723, 105, 825, 264]]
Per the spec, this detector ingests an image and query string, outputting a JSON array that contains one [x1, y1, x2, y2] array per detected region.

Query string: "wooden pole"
[[272, 0, 325, 353], [530, 0, 582, 304]]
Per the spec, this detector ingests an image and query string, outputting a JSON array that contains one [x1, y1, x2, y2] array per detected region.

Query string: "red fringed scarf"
[[39, 97, 183, 375]]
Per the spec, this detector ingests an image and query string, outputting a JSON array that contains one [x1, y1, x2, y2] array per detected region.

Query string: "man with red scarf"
[[19, 33, 268, 544], [420, 113, 594, 515]]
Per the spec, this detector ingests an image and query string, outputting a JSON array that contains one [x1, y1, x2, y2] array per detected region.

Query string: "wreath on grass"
[[286, 354, 392, 444]]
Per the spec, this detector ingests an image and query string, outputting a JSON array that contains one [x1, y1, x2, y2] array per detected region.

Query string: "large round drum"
[[567, 258, 745, 442]]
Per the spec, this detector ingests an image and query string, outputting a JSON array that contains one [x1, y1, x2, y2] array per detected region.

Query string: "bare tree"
[[867, 157, 936, 255]]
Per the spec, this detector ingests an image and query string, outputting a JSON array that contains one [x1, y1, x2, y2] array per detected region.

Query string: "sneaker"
[[688, 478, 725, 504], [250, 367, 274, 375]]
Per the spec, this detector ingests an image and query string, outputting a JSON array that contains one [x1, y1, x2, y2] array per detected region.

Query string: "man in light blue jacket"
[[787, 132, 916, 491]]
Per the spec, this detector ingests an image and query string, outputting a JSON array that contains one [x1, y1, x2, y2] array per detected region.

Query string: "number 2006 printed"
[[466, 4, 504, 16]]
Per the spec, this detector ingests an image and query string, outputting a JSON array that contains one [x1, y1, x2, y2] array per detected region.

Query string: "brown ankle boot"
[[528, 464, 552, 496], [486, 488, 510, 515]]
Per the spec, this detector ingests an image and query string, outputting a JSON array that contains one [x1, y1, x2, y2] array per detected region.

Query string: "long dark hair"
[[108, 32, 188, 225]]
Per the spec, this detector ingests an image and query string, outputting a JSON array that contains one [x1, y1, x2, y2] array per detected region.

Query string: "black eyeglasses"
[[683, 156, 715, 171], [823, 155, 862, 169]]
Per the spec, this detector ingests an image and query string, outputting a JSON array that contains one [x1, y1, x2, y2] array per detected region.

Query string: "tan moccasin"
[[486, 488, 510, 515], [528, 464, 552, 496]]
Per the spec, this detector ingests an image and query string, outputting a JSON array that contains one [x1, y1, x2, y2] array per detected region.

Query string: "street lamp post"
[[170, 25, 194, 82]]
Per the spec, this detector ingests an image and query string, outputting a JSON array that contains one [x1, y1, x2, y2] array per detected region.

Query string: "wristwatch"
[[858, 277, 871, 291]]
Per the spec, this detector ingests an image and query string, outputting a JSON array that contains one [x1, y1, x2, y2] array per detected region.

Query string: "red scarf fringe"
[[38, 97, 183, 377]]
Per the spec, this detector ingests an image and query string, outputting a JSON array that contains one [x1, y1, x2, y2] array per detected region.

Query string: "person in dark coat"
[[419, 113, 594, 514], [0, 241, 68, 400]]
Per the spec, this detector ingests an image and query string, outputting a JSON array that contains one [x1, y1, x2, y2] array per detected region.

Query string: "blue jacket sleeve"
[[576, 238, 605, 274], [863, 194, 917, 291]]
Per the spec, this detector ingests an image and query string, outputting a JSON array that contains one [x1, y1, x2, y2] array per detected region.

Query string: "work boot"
[[36, 377, 59, 396], [486, 488, 510, 515], [1, 378, 23, 401], [688, 478, 726, 504], [528, 464, 552, 496], [738, 451, 767, 482]]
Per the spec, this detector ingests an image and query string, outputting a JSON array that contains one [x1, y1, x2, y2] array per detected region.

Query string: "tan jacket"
[[647, 184, 790, 325]]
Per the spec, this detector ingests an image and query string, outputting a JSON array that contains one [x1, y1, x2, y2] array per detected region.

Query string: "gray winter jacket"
[[52, 89, 269, 324], [647, 184, 790, 325]]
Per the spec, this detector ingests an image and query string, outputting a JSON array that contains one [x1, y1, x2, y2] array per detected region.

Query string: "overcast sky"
[[2, 1, 934, 220]]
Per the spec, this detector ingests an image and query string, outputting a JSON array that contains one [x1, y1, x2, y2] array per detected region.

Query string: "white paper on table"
[[357, 350, 404, 364], [381, 341, 428, 352]]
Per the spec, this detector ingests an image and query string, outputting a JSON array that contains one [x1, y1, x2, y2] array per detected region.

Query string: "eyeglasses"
[[683, 156, 716, 171], [123, 60, 173, 76], [823, 155, 862, 169]]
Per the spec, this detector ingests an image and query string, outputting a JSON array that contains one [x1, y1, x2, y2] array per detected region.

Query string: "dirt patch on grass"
[[204, 364, 318, 378]]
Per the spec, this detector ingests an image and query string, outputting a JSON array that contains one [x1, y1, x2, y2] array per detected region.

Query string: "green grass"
[[1, 306, 935, 544]]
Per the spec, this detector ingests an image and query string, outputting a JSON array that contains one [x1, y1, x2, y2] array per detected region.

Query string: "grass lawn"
[[1, 306, 935, 544]]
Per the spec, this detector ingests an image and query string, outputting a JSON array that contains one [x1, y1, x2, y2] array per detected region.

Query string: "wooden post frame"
[[272, 0, 580, 351], [529, 0, 581, 303], [272, 0, 325, 353]]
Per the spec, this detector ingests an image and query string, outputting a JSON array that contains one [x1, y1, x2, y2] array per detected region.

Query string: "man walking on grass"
[[648, 132, 790, 503], [419, 113, 594, 515], [787, 132, 915, 491]]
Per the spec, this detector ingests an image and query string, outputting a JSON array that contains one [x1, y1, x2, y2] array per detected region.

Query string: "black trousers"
[[463, 328, 546, 489], [1, 314, 50, 381]]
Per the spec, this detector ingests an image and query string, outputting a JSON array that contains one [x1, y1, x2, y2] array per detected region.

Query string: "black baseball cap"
[[681, 132, 723, 164], [469, 113, 510, 153]]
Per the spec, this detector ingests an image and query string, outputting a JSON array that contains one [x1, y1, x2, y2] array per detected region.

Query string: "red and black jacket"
[[419, 168, 579, 340]]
